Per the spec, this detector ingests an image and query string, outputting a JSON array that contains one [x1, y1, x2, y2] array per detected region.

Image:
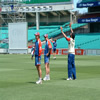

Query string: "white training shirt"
[[68, 38, 75, 54]]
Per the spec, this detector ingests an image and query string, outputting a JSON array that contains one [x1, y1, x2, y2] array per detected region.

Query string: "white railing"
[[0, 48, 8, 53], [84, 49, 100, 55], [1, 48, 100, 55]]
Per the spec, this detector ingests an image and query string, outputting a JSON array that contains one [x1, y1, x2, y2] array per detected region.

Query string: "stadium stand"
[[32, 22, 87, 42], [0, 22, 86, 42], [0, 27, 8, 48], [1, 22, 100, 50], [0, 43, 8, 48], [75, 33, 100, 49], [28, 29, 55, 41], [53, 33, 100, 49], [0, 28, 8, 40], [28, 25, 61, 42], [28, 23, 70, 42]]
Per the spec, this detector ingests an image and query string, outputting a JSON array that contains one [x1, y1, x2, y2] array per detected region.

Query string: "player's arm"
[[31, 46, 35, 60], [69, 22, 73, 33], [38, 40, 42, 57], [46, 41, 52, 56], [50, 38, 54, 43], [55, 42, 57, 47], [47, 48, 51, 56], [38, 40, 42, 61], [60, 26, 70, 41], [51, 40, 54, 43]]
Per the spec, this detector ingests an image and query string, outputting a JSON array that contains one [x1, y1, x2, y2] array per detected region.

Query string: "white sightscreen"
[[8, 22, 28, 54]]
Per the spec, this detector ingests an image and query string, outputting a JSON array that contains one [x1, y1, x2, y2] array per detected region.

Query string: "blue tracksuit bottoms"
[[68, 54, 76, 79]]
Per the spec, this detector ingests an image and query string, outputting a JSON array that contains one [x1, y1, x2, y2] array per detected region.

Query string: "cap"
[[35, 32, 40, 36], [44, 34, 48, 38]]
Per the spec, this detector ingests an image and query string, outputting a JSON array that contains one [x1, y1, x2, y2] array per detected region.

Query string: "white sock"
[[39, 78, 42, 80], [46, 74, 50, 78]]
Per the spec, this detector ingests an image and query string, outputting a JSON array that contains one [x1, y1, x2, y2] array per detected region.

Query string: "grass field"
[[0, 54, 100, 100]]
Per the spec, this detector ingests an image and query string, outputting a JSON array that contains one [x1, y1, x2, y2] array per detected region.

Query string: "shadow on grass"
[[60, 78, 66, 80], [28, 82, 36, 84]]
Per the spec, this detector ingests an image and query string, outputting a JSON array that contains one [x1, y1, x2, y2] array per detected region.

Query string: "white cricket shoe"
[[53, 57, 56, 60], [67, 78, 72, 80], [47, 76, 50, 81], [43, 76, 50, 81], [36, 79, 42, 84]]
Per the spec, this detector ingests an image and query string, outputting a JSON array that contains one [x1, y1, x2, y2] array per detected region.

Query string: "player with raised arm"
[[60, 23, 76, 80], [43, 34, 52, 81], [31, 32, 42, 84], [51, 38, 57, 59]]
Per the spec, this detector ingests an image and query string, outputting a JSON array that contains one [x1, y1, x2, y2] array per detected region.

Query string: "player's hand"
[[51, 38, 53, 41], [46, 53, 49, 56], [60, 26, 63, 31], [31, 56, 33, 60], [38, 57, 40, 61], [69, 22, 72, 27]]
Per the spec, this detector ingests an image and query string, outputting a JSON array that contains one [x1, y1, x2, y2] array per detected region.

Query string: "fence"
[[28, 48, 100, 55], [1, 48, 100, 55]]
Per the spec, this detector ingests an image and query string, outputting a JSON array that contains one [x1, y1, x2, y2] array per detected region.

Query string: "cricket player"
[[51, 38, 57, 59], [60, 23, 76, 80], [31, 32, 42, 84], [43, 34, 52, 81]]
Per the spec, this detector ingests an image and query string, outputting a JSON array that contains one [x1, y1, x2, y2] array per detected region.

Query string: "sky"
[[72, 0, 88, 13]]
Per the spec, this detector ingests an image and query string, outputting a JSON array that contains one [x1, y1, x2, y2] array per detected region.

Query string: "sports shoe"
[[53, 57, 56, 60], [36, 79, 42, 84], [73, 78, 76, 80], [43, 76, 50, 81], [47, 76, 50, 81], [67, 78, 72, 80]]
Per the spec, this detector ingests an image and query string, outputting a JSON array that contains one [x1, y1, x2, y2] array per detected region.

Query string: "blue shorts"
[[44, 55, 50, 64], [53, 48, 56, 52], [35, 56, 41, 66]]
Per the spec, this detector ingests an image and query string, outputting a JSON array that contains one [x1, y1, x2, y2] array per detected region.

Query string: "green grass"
[[0, 54, 100, 100]]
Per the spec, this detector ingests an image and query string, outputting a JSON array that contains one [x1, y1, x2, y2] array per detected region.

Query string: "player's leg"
[[67, 54, 72, 80], [35, 56, 42, 84], [36, 65, 42, 84], [36, 65, 42, 79], [53, 49, 55, 59], [53, 49, 56, 59], [54, 49, 56, 59], [47, 63, 50, 74], [47, 63, 50, 80], [45, 63, 48, 75], [43, 56, 50, 81], [43, 63, 48, 81], [72, 54, 76, 80]]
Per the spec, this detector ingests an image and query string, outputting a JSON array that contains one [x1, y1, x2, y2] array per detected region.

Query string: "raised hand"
[[60, 26, 63, 31], [69, 22, 72, 27]]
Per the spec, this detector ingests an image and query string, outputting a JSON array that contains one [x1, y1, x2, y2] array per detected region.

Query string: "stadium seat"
[[0, 30, 8, 40], [1, 23, 100, 50], [42, 33, 100, 49], [51, 33, 100, 49], [0, 43, 8, 48], [75, 33, 100, 49]]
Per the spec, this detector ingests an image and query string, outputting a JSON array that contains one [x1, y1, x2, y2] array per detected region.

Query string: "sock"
[[46, 74, 50, 78], [39, 78, 42, 80]]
